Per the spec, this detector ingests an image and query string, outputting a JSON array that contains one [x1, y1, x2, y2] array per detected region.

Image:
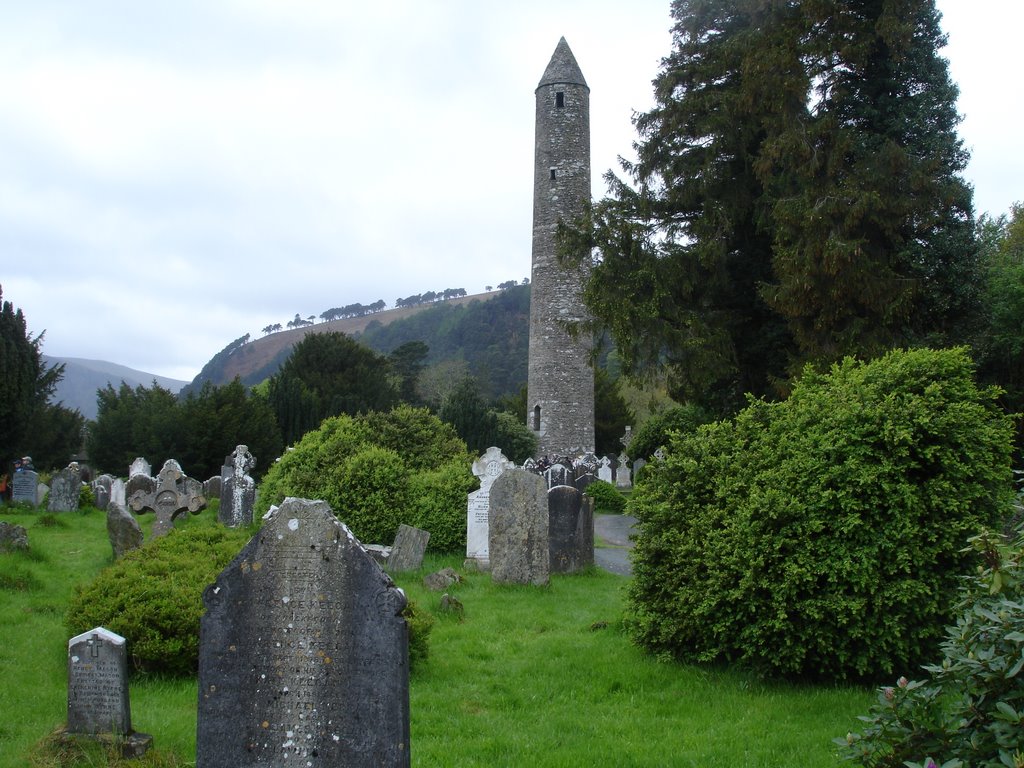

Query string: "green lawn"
[[0, 506, 873, 767]]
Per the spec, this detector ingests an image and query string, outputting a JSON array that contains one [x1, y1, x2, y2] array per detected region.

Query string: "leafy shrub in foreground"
[[66, 525, 251, 675], [838, 527, 1024, 767], [627, 348, 1015, 681], [585, 479, 626, 514], [256, 405, 474, 550]]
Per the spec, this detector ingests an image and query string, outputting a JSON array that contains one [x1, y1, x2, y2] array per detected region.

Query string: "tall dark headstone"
[[93, 474, 114, 511], [548, 485, 594, 574], [387, 524, 430, 573], [196, 498, 410, 767], [489, 469, 549, 586]]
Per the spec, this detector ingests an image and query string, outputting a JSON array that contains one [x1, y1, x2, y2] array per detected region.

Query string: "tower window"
[[555, 91, 565, 108], [533, 405, 541, 431], [550, 168, 557, 181]]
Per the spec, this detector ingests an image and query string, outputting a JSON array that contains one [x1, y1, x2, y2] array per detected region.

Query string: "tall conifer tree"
[[569, 0, 975, 410]]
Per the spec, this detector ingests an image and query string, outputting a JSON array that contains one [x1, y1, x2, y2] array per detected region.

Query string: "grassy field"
[[0, 505, 874, 767]]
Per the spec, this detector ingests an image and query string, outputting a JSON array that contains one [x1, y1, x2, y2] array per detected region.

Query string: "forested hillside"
[[184, 286, 530, 400], [356, 284, 529, 400]]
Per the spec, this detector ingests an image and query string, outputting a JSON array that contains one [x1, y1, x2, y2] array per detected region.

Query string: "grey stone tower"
[[526, 37, 594, 458]]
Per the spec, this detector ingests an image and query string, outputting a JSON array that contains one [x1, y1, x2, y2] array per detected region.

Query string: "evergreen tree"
[[0, 286, 64, 472], [567, 0, 975, 411], [267, 332, 398, 445]]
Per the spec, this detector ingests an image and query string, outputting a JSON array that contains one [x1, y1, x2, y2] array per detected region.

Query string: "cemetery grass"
[[1, 507, 874, 767]]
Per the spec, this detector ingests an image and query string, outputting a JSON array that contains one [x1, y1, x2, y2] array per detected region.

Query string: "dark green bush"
[[838, 526, 1024, 767], [403, 599, 435, 673], [585, 480, 626, 514], [408, 461, 478, 552], [66, 524, 251, 675], [628, 403, 713, 462], [627, 348, 1015, 682], [257, 406, 474, 550]]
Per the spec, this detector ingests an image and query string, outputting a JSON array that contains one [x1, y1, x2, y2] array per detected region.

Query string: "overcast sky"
[[3, 1, 1020, 383]]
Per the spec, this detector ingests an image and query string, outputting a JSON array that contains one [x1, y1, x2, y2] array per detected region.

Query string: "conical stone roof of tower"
[[537, 37, 588, 90]]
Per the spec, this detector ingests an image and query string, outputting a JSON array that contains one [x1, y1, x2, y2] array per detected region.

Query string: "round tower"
[[526, 37, 594, 458]]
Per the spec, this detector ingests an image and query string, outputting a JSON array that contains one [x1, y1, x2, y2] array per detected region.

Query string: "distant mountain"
[[43, 356, 188, 420], [183, 289, 522, 396]]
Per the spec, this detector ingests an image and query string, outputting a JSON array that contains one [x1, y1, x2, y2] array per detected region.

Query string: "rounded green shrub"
[[408, 460, 478, 552], [257, 406, 474, 550], [585, 479, 627, 514], [628, 403, 713, 462], [65, 524, 251, 675], [627, 348, 1015, 682]]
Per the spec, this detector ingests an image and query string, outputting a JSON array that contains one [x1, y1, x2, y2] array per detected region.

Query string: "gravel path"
[[594, 513, 637, 576]]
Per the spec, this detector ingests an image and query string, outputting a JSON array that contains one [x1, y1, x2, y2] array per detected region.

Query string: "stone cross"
[[128, 459, 205, 537], [196, 497, 410, 767], [219, 445, 256, 528]]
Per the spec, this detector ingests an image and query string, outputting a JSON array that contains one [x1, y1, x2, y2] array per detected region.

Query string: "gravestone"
[[110, 478, 126, 508], [196, 497, 410, 767], [488, 469, 549, 586], [48, 465, 81, 512], [11, 469, 39, 504], [203, 475, 222, 500], [465, 447, 515, 568], [65, 627, 152, 755], [548, 485, 594, 574], [0, 521, 29, 552], [128, 457, 150, 479], [574, 471, 597, 495], [632, 458, 646, 480], [597, 456, 614, 484], [128, 459, 205, 537], [615, 453, 632, 489], [543, 462, 572, 490], [93, 474, 114, 511], [387, 524, 430, 573], [36, 483, 48, 507], [219, 445, 256, 528], [107, 503, 144, 559]]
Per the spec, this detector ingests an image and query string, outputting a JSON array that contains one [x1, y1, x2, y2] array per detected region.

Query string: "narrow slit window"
[[533, 405, 541, 431], [550, 168, 557, 180], [555, 91, 565, 108]]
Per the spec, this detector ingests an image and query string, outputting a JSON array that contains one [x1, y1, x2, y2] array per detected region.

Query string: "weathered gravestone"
[[196, 497, 411, 767], [107, 503, 144, 559], [488, 469, 549, 586], [615, 453, 632, 489], [93, 474, 113, 511], [37, 483, 48, 507], [110, 478, 126, 508], [219, 445, 256, 528], [465, 447, 514, 568], [65, 627, 152, 756], [597, 456, 614, 484], [203, 475, 222, 500], [128, 459, 205, 538], [548, 485, 594, 574], [387, 524, 430, 573], [543, 461, 572, 490], [11, 469, 39, 504], [126, 458, 156, 502], [0, 521, 29, 552], [48, 465, 81, 512]]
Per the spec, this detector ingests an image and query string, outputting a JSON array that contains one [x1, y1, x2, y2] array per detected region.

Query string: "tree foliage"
[[626, 347, 1014, 682], [267, 332, 398, 445], [566, 0, 976, 414], [256, 405, 474, 551], [0, 286, 66, 472], [87, 378, 282, 479]]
